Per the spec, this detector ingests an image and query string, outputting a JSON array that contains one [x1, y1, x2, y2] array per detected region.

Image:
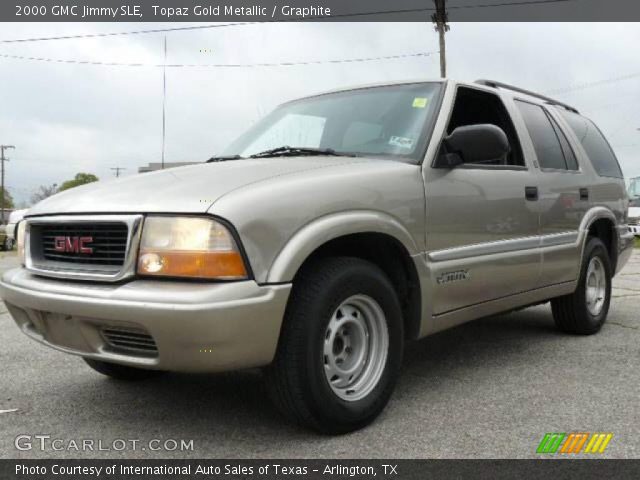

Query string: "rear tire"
[[551, 237, 612, 335], [83, 358, 163, 381], [265, 257, 404, 434]]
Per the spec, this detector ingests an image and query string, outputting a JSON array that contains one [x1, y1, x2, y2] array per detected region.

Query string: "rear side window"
[[559, 110, 623, 178], [548, 114, 578, 170], [516, 100, 568, 170]]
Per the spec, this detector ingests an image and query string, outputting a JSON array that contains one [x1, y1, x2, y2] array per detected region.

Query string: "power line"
[[547, 71, 640, 95], [448, 0, 575, 9], [0, 1, 575, 44], [0, 51, 438, 68], [0, 22, 257, 44]]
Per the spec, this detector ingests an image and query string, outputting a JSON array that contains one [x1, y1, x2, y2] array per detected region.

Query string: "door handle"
[[579, 188, 589, 200], [525, 186, 539, 201]]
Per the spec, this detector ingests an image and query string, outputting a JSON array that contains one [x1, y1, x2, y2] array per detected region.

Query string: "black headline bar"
[[2, 0, 640, 22], [2, 459, 640, 480]]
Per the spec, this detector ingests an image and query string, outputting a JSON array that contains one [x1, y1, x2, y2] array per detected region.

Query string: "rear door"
[[514, 101, 589, 286]]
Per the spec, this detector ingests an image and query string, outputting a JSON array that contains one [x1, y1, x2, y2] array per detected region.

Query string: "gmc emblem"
[[54, 236, 94, 254]]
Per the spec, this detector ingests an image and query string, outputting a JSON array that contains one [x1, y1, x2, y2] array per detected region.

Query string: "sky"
[[0, 21, 638, 206]]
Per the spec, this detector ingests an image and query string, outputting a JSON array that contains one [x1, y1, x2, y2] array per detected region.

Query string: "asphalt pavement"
[[0, 250, 638, 459]]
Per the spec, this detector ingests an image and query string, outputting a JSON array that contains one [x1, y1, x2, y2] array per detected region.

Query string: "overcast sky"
[[0, 22, 638, 206]]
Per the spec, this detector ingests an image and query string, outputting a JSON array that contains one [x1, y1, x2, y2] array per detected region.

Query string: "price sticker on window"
[[412, 97, 428, 108]]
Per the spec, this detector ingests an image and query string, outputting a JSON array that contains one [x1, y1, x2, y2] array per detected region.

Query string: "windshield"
[[221, 82, 443, 162]]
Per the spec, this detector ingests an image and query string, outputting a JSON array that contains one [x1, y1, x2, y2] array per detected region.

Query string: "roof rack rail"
[[475, 79, 579, 114]]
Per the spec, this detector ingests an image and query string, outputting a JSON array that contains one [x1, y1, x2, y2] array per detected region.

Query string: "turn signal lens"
[[17, 221, 26, 266], [137, 217, 247, 280]]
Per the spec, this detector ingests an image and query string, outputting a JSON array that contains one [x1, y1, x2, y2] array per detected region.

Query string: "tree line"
[[2, 172, 99, 210]]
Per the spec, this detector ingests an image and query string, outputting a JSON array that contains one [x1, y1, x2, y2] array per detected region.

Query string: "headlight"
[[17, 221, 26, 266], [137, 216, 248, 280]]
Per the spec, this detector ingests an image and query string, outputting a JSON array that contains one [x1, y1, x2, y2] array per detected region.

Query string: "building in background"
[[138, 162, 199, 173]]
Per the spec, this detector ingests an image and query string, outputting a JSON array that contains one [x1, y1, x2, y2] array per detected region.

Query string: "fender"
[[265, 210, 421, 284], [577, 206, 619, 273], [579, 206, 616, 232]]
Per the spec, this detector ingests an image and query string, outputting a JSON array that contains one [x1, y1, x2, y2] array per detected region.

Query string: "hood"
[[629, 206, 640, 219], [26, 157, 365, 217]]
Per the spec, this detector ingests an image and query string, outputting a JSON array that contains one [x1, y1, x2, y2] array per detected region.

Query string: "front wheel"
[[551, 237, 612, 335], [265, 257, 404, 434]]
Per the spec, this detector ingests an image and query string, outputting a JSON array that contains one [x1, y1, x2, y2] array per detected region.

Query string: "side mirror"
[[435, 124, 510, 168]]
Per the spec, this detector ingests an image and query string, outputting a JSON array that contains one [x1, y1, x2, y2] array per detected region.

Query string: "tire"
[[265, 257, 404, 434], [83, 358, 163, 381], [4, 238, 13, 251], [551, 237, 612, 335]]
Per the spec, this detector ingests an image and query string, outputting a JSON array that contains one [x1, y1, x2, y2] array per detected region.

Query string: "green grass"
[[635, 237, 640, 249]]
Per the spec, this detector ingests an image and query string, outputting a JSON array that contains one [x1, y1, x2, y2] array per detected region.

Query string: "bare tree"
[[30, 183, 58, 205]]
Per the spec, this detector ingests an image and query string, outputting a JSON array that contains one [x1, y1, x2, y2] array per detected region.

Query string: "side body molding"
[[417, 206, 624, 339], [266, 210, 421, 284]]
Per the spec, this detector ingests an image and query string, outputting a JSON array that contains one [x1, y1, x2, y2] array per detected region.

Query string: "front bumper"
[[0, 268, 291, 372], [629, 224, 640, 237]]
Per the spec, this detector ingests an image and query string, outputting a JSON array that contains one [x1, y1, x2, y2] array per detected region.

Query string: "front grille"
[[629, 218, 640, 226], [101, 326, 158, 356], [37, 222, 128, 267]]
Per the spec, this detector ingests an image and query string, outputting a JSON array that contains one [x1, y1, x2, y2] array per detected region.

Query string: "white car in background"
[[629, 205, 640, 237], [5, 209, 28, 250], [628, 177, 640, 237]]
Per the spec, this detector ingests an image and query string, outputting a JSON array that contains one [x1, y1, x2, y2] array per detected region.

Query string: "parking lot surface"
[[0, 250, 638, 459]]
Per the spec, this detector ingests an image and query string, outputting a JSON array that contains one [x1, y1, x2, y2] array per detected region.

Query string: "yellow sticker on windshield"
[[412, 97, 428, 108]]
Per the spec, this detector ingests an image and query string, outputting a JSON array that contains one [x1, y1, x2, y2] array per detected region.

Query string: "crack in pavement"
[[609, 321, 639, 330]]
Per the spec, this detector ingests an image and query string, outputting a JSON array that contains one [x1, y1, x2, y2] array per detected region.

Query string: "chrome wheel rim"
[[323, 295, 389, 402], [585, 256, 606, 316]]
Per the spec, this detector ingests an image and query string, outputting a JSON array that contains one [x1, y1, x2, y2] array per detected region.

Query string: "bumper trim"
[[0, 268, 291, 372]]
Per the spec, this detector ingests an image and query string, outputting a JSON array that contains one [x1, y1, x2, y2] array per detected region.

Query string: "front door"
[[425, 86, 540, 315]]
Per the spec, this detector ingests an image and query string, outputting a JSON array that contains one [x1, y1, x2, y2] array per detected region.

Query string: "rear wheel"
[[83, 358, 163, 381], [4, 238, 14, 251], [551, 237, 612, 335], [265, 257, 404, 434]]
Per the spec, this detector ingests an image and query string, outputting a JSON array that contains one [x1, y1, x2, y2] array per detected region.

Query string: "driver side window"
[[445, 87, 524, 166]]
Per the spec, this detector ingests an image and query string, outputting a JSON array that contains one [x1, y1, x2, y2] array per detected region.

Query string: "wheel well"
[[588, 218, 617, 271], [294, 233, 422, 341]]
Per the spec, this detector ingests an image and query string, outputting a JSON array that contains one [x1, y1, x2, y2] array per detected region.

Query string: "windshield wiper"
[[249, 146, 356, 159], [206, 155, 244, 163]]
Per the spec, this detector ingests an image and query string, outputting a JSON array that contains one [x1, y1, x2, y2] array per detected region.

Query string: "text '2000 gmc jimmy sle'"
[[1, 79, 634, 433]]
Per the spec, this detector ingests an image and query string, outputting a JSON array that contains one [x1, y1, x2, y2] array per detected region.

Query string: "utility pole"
[[432, 0, 449, 78], [0, 145, 15, 224], [161, 35, 167, 170], [110, 167, 126, 178]]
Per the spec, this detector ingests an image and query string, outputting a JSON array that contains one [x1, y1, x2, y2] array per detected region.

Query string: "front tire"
[[83, 358, 163, 381], [265, 257, 404, 434], [551, 237, 612, 335]]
